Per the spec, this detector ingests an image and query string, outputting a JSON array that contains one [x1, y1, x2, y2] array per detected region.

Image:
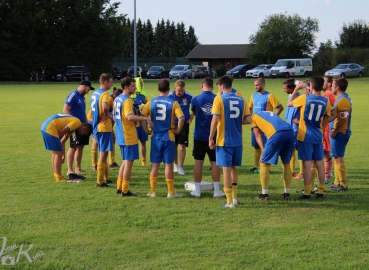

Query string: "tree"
[[246, 14, 319, 64], [335, 20, 369, 49]]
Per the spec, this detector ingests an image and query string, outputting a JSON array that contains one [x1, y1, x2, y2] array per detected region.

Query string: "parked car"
[[169, 65, 192, 79], [147, 66, 165, 79], [270, 58, 313, 78], [127, 66, 142, 77], [245, 64, 274, 78], [226, 64, 255, 78], [194, 66, 212, 79], [325, 63, 365, 78], [112, 66, 122, 80], [51, 66, 91, 82]]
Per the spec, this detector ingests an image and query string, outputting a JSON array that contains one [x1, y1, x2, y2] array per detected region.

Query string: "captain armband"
[[339, 111, 349, 118]]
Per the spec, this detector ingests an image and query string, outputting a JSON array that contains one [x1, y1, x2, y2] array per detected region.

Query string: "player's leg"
[[116, 145, 125, 194], [91, 136, 98, 170], [121, 144, 139, 196]]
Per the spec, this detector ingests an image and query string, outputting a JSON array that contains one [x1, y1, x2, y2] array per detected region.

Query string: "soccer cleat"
[[177, 167, 186, 175], [311, 186, 318, 195], [116, 190, 122, 195], [330, 185, 348, 192], [121, 190, 137, 197], [91, 165, 97, 171], [147, 192, 156, 197], [104, 179, 112, 185], [96, 182, 110, 188], [67, 173, 85, 180], [76, 169, 87, 174], [313, 193, 324, 199], [249, 167, 260, 174], [108, 162, 120, 168], [167, 192, 183, 198], [328, 183, 339, 189], [324, 179, 331, 184], [280, 193, 291, 200], [213, 191, 225, 198], [222, 202, 235, 208], [298, 195, 311, 200], [293, 174, 304, 180], [296, 189, 305, 194], [173, 164, 179, 173], [255, 194, 269, 200], [190, 190, 201, 198], [232, 199, 239, 205], [55, 175, 67, 182]]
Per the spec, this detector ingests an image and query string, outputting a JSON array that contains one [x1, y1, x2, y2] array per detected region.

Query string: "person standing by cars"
[[63, 81, 94, 180]]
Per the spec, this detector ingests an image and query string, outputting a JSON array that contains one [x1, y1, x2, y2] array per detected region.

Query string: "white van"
[[270, 58, 313, 78]]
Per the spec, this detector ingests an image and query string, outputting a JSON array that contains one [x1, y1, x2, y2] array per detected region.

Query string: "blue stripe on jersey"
[[303, 95, 328, 144], [254, 111, 293, 133], [90, 89, 103, 134], [150, 96, 175, 134], [252, 91, 270, 113], [114, 95, 129, 145], [192, 91, 216, 141], [221, 93, 244, 147]]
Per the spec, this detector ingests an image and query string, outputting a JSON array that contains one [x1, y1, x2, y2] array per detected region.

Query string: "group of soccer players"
[[41, 72, 352, 208]]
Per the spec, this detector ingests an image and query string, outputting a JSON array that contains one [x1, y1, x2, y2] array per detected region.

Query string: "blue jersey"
[[249, 91, 281, 114], [285, 93, 300, 133], [114, 94, 137, 146], [251, 111, 293, 139], [65, 90, 86, 122], [191, 91, 216, 141], [168, 91, 193, 122], [90, 88, 112, 133]]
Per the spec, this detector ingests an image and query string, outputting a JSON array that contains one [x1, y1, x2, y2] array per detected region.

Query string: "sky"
[[118, 0, 369, 46]]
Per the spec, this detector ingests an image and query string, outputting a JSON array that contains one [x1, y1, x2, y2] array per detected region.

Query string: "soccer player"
[[168, 80, 194, 176], [249, 77, 283, 173], [63, 80, 94, 180], [288, 77, 333, 199], [322, 76, 336, 184], [107, 87, 121, 169], [90, 73, 114, 187], [41, 114, 92, 182], [190, 77, 225, 198], [141, 79, 185, 198], [251, 111, 294, 200], [209, 75, 251, 208], [329, 77, 352, 192], [217, 75, 243, 97], [114, 77, 153, 197]]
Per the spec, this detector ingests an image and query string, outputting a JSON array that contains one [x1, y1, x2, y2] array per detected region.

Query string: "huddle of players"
[[41, 73, 351, 207]]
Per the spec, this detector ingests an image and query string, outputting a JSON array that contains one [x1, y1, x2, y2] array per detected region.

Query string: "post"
[[133, 0, 137, 77]]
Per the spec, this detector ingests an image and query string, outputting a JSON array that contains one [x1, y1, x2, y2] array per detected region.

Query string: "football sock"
[[232, 183, 238, 201], [141, 157, 146, 166], [325, 157, 332, 179], [311, 168, 317, 190], [290, 150, 296, 174], [122, 180, 130, 193], [337, 164, 347, 188], [149, 176, 158, 194], [254, 148, 262, 169], [55, 175, 65, 182], [260, 164, 271, 189], [116, 176, 123, 191], [103, 162, 109, 180], [91, 148, 98, 167], [283, 164, 292, 189], [97, 161, 104, 185], [108, 148, 115, 164], [224, 187, 233, 206], [299, 160, 304, 175], [166, 179, 175, 195], [213, 182, 220, 193], [304, 186, 311, 196], [333, 161, 339, 185], [195, 182, 201, 193], [317, 184, 325, 195], [262, 188, 268, 195]]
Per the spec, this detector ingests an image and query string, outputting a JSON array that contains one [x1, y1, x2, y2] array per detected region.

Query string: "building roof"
[[186, 44, 249, 59]]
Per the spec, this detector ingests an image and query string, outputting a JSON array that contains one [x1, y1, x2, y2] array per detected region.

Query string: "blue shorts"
[[330, 131, 351, 158], [150, 138, 175, 164], [96, 132, 113, 152], [41, 131, 62, 151], [297, 141, 324, 161], [251, 131, 267, 148], [216, 146, 242, 167], [261, 131, 294, 165], [136, 126, 148, 142], [119, 144, 139, 161]]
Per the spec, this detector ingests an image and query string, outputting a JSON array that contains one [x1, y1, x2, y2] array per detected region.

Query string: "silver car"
[[246, 64, 274, 78], [169, 65, 192, 79], [325, 63, 365, 78]]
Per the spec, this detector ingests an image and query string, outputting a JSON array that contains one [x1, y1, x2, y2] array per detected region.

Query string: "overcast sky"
[[118, 0, 368, 46]]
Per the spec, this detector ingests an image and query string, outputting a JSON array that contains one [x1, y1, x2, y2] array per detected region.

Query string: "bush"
[[217, 65, 226, 77]]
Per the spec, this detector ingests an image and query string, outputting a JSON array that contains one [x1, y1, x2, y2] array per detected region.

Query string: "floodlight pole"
[[133, 0, 137, 77]]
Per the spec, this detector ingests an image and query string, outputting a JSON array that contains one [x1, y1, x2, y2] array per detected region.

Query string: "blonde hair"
[[175, 80, 185, 88]]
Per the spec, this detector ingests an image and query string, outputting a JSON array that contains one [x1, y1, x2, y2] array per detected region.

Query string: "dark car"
[[127, 66, 142, 77], [194, 66, 212, 79], [112, 66, 122, 80], [226, 64, 255, 78], [51, 66, 91, 82], [147, 66, 165, 79]]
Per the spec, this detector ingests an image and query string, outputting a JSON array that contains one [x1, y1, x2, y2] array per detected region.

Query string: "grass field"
[[1, 77, 369, 269]]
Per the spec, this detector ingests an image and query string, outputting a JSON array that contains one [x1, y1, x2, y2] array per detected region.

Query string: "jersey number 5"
[[230, 101, 240, 118]]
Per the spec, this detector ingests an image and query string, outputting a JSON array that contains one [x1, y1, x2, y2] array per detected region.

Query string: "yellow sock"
[[232, 183, 238, 201], [166, 179, 175, 195], [260, 164, 271, 189], [55, 174, 65, 182], [117, 176, 123, 191], [224, 187, 233, 205], [317, 184, 325, 195], [91, 148, 98, 167], [150, 177, 158, 194], [97, 161, 104, 185], [104, 162, 109, 180], [122, 180, 130, 193], [290, 150, 296, 174], [141, 157, 146, 166], [337, 164, 347, 188], [304, 186, 311, 196], [299, 160, 304, 175], [283, 164, 292, 189], [311, 168, 317, 190], [254, 148, 262, 168], [109, 148, 115, 164], [334, 161, 339, 185]]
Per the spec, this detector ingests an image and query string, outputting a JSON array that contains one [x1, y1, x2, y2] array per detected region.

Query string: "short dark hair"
[[99, 73, 113, 84], [283, 78, 295, 89], [202, 77, 213, 88], [158, 79, 170, 93], [334, 77, 348, 92], [310, 76, 324, 91], [121, 76, 136, 89], [255, 77, 265, 85], [217, 75, 232, 89], [324, 75, 333, 84], [78, 123, 92, 136]]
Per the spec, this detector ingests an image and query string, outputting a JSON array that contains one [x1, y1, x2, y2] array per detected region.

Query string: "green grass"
[[1, 78, 369, 269]]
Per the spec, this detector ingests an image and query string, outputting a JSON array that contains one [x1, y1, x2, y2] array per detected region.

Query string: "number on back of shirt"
[[229, 100, 240, 119], [156, 104, 166, 121], [307, 104, 323, 121]]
